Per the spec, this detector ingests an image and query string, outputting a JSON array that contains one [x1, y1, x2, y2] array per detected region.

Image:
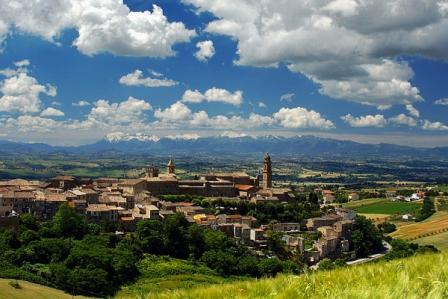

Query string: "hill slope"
[[0, 279, 90, 299], [147, 252, 448, 299]]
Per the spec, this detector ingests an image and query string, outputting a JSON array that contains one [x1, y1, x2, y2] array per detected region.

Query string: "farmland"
[[342, 199, 421, 215], [390, 211, 448, 241]]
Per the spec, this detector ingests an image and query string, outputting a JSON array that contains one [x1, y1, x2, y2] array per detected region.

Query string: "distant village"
[[0, 154, 432, 264]]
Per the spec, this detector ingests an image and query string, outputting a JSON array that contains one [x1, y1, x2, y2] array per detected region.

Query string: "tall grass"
[[147, 252, 448, 299]]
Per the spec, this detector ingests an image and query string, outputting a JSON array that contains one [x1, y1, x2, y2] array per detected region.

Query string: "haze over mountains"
[[0, 135, 447, 158]]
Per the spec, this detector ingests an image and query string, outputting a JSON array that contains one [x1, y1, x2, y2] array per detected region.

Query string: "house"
[[272, 222, 300, 233], [306, 214, 341, 231], [118, 179, 147, 195], [348, 192, 359, 201], [322, 190, 335, 203], [86, 204, 122, 223], [250, 228, 264, 241]]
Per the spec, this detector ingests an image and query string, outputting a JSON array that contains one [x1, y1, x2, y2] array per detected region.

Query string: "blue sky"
[[0, 0, 447, 146]]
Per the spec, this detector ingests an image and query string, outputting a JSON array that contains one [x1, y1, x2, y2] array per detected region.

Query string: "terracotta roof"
[[235, 184, 256, 191]]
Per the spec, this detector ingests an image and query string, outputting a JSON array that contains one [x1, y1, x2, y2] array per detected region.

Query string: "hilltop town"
[[2, 153, 444, 266]]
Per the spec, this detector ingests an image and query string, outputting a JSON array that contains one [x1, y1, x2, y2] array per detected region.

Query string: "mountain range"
[[0, 135, 447, 158]]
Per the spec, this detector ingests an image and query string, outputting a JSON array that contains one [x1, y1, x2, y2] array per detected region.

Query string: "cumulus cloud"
[[40, 107, 65, 117], [280, 93, 295, 102], [195, 40, 215, 62], [119, 69, 178, 88], [405, 104, 420, 118], [72, 100, 90, 107], [422, 120, 448, 131], [273, 107, 334, 129], [154, 101, 192, 122], [388, 114, 417, 127], [154, 101, 281, 130], [435, 98, 448, 105], [0, 62, 56, 114], [257, 102, 267, 108], [70, 97, 152, 129], [341, 114, 387, 128], [0, 2, 195, 57], [182, 0, 448, 108], [181, 88, 243, 106], [3, 115, 60, 132]]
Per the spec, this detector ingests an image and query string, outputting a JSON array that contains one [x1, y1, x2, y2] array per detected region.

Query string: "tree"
[[266, 231, 287, 258], [378, 222, 396, 234], [308, 192, 319, 205], [352, 215, 383, 257], [20, 213, 39, 231], [416, 197, 435, 222], [136, 220, 166, 255], [237, 255, 260, 277], [258, 258, 283, 277], [51, 204, 88, 239], [201, 250, 237, 275]]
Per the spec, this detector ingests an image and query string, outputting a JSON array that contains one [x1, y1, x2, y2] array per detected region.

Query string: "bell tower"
[[263, 153, 272, 189], [167, 159, 175, 175]]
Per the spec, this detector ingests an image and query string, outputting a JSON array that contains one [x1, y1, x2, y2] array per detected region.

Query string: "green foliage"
[[384, 239, 438, 261], [352, 215, 383, 257], [266, 231, 287, 258], [378, 222, 397, 234], [318, 258, 346, 271], [416, 197, 436, 222], [51, 204, 88, 239], [205, 194, 321, 224], [258, 258, 284, 276]]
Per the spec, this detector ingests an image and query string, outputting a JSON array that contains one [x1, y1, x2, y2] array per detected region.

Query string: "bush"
[[378, 222, 397, 234], [8, 280, 21, 289]]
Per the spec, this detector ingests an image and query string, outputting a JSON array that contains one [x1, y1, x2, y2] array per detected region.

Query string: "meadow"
[[143, 252, 448, 299], [115, 255, 250, 298]]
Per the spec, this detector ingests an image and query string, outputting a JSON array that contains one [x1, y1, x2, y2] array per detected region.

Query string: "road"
[[346, 241, 392, 266]]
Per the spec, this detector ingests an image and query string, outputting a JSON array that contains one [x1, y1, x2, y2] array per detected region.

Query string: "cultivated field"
[[390, 212, 448, 241], [0, 279, 90, 299], [342, 198, 420, 215], [142, 252, 448, 299]]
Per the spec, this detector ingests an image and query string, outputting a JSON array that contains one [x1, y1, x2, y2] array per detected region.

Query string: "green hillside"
[[144, 252, 448, 299]]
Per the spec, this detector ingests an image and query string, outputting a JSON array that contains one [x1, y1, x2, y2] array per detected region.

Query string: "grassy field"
[[140, 252, 448, 299], [390, 211, 448, 241], [415, 231, 448, 251], [342, 198, 420, 215], [341, 198, 388, 208], [0, 279, 90, 299], [115, 255, 249, 298]]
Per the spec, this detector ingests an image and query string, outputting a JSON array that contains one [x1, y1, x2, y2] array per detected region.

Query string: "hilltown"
[[0, 154, 359, 264]]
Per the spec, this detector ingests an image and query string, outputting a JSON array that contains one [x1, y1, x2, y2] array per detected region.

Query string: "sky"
[[0, 0, 447, 147]]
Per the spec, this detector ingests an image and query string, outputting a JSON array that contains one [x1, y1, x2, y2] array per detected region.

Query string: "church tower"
[[263, 153, 272, 189], [167, 159, 175, 175], [146, 165, 159, 178]]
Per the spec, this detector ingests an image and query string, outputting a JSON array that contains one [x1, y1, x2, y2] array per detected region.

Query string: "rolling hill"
[[142, 252, 448, 299]]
